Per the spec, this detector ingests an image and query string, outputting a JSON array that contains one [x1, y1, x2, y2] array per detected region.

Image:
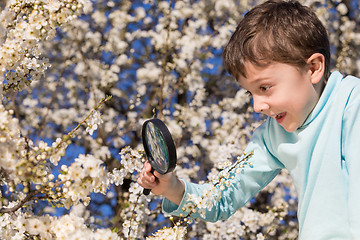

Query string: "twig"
[[0, 180, 66, 214]]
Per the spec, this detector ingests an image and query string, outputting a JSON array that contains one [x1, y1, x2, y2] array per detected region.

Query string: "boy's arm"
[[163, 124, 284, 222], [162, 152, 282, 222], [139, 122, 283, 222]]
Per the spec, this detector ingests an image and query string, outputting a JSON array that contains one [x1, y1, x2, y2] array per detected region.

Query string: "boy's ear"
[[306, 53, 325, 84]]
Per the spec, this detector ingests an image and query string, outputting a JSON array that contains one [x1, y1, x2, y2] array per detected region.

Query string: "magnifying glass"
[[142, 118, 177, 195]]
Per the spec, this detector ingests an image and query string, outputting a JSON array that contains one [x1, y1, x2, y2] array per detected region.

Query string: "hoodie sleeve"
[[162, 122, 284, 222]]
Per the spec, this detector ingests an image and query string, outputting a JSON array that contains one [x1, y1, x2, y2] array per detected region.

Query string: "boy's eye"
[[260, 86, 271, 92]]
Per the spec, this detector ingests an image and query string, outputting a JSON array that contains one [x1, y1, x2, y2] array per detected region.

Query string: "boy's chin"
[[280, 123, 299, 132]]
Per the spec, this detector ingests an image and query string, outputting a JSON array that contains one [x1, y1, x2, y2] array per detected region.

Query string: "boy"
[[138, 0, 360, 239]]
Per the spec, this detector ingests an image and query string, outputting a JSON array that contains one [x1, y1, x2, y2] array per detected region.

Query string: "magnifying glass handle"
[[143, 188, 151, 195], [143, 167, 155, 195]]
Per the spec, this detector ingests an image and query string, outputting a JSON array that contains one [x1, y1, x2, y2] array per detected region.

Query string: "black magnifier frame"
[[142, 118, 177, 195]]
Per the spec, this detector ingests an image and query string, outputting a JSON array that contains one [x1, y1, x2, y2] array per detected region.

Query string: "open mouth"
[[274, 112, 286, 123]]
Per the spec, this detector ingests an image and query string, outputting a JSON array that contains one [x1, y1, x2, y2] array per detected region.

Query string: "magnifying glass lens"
[[144, 122, 169, 173]]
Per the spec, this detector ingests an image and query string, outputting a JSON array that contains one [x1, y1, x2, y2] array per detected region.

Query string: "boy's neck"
[[314, 77, 326, 97]]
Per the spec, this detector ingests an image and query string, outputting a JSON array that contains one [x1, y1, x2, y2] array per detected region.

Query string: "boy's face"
[[237, 61, 320, 132]]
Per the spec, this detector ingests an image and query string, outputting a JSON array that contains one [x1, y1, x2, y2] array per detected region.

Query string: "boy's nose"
[[253, 96, 269, 113]]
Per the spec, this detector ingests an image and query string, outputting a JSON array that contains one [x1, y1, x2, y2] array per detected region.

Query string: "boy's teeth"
[[275, 113, 282, 119]]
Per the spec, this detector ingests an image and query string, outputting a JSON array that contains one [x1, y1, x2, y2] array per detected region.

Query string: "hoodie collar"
[[299, 71, 343, 129]]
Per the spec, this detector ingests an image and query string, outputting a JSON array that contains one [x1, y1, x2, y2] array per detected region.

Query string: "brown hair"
[[223, 0, 330, 79]]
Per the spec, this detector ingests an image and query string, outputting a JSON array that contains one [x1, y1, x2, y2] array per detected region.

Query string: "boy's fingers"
[[137, 161, 156, 189], [137, 178, 155, 189], [138, 171, 155, 188], [145, 170, 155, 182], [143, 160, 152, 171], [140, 165, 154, 182], [140, 161, 154, 180]]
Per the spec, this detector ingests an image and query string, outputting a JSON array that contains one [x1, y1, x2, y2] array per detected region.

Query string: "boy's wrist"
[[162, 176, 185, 206]]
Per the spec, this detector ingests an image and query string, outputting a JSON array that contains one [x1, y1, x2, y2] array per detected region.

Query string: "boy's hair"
[[223, 0, 330, 79]]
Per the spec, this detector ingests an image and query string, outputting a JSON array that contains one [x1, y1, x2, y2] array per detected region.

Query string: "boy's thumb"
[[153, 170, 162, 178], [153, 170, 173, 182]]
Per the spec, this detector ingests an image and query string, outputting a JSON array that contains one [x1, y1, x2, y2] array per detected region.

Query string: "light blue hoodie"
[[163, 71, 360, 239]]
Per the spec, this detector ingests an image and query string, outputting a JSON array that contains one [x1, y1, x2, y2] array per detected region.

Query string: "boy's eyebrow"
[[247, 76, 272, 83]]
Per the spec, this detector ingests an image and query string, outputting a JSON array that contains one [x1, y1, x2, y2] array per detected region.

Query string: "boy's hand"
[[137, 160, 185, 205]]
